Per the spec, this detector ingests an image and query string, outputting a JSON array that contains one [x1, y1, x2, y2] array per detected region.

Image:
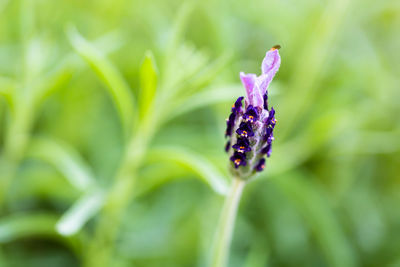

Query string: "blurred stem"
[[84, 170, 138, 267], [210, 178, 245, 267], [84, 113, 156, 267], [0, 0, 37, 210], [0, 96, 34, 210]]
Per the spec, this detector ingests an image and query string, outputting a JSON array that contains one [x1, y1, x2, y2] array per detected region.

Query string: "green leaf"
[[187, 51, 233, 93], [134, 165, 188, 197], [67, 26, 136, 139], [27, 138, 96, 191], [139, 51, 158, 119], [0, 76, 15, 112], [146, 147, 229, 195], [160, 43, 210, 106], [0, 212, 59, 243], [163, 1, 196, 76], [0, 212, 82, 255], [164, 84, 243, 123], [90, 29, 126, 56], [32, 29, 126, 110], [33, 65, 73, 109], [56, 189, 105, 236], [243, 238, 269, 267]]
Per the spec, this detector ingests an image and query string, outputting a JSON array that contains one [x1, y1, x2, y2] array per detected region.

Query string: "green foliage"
[[28, 138, 96, 191], [147, 146, 229, 195], [139, 51, 158, 120], [0, 0, 399, 266], [56, 189, 105, 236], [67, 26, 136, 140]]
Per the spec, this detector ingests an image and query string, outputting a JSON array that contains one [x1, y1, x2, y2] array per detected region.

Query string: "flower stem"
[[211, 178, 246, 267]]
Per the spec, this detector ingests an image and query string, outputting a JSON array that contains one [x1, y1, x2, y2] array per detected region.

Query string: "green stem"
[[84, 115, 154, 267], [83, 172, 137, 267], [210, 178, 246, 267], [84, 53, 190, 266], [0, 101, 34, 210]]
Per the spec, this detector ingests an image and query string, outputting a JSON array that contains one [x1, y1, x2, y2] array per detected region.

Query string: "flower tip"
[[270, 45, 281, 51]]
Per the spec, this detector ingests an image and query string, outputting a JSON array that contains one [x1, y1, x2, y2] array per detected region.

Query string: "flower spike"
[[224, 46, 281, 180]]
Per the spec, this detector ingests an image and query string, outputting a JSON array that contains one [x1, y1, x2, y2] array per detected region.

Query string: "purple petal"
[[240, 72, 257, 104], [261, 48, 281, 75], [257, 48, 281, 96], [251, 85, 264, 107]]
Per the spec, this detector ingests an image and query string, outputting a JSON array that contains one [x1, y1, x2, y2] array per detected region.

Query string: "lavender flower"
[[225, 46, 281, 179]]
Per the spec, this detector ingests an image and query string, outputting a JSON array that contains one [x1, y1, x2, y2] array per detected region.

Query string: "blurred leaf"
[[161, 42, 210, 100], [187, 50, 233, 93], [24, 38, 49, 83], [135, 165, 188, 197], [33, 64, 73, 108], [0, 77, 15, 112], [90, 29, 126, 55], [27, 138, 96, 191], [139, 51, 158, 119], [163, 47, 232, 106], [243, 238, 269, 267], [0, 212, 59, 243], [32, 29, 126, 110], [173, 43, 209, 87], [56, 189, 105, 236], [146, 147, 229, 195], [273, 172, 358, 267], [164, 84, 242, 123], [157, 50, 233, 130], [0, 212, 82, 255], [67, 26, 136, 139], [163, 1, 196, 77]]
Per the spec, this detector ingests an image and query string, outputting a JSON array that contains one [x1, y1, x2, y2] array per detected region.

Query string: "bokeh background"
[[0, 0, 399, 266]]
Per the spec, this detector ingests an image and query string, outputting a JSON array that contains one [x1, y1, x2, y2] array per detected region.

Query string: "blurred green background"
[[0, 0, 399, 266]]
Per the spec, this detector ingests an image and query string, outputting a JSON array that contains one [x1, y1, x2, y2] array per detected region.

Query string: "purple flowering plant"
[[225, 45, 280, 179], [211, 46, 281, 267]]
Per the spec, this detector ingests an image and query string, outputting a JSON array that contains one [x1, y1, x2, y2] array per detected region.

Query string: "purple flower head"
[[264, 127, 273, 143], [224, 141, 231, 152], [232, 137, 251, 153], [224, 46, 281, 180], [242, 105, 259, 123], [263, 93, 269, 110], [225, 97, 244, 137], [265, 107, 276, 128], [232, 96, 244, 113], [255, 158, 266, 172], [261, 143, 272, 157], [230, 152, 247, 168], [236, 122, 254, 138]]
